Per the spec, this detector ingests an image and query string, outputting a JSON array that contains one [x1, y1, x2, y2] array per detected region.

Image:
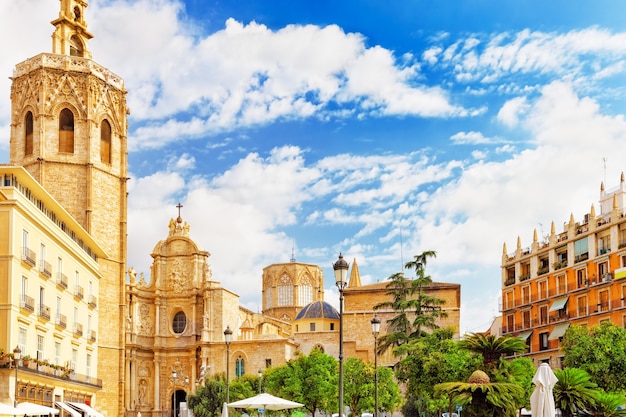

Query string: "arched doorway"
[[171, 389, 187, 417]]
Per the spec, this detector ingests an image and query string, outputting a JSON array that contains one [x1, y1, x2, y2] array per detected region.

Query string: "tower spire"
[[51, 0, 93, 58]]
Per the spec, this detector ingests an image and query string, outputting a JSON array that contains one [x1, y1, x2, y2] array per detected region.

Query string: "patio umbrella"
[[17, 402, 60, 415], [228, 393, 304, 411], [530, 363, 558, 417], [0, 402, 22, 416], [222, 402, 229, 417]]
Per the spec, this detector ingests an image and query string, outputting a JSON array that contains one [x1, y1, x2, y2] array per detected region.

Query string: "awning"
[[67, 403, 103, 417], [517, 330, 532, 341], [549, 296, 569, 312], [18, 402, 60, 415], [549, 323, 570, 340], [56, 402, 81, 417]]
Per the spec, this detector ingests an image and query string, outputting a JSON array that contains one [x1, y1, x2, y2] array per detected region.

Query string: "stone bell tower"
[[9, 0, 128, 415]]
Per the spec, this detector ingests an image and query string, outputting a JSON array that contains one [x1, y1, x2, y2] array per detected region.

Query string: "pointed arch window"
[[235, 356, 245, 377], [278, 273, 293, 306], [59, 109, 74, 153], [100, 120, 111, 163], [25, 111, 34, 155], [69, 35, 84, 57]]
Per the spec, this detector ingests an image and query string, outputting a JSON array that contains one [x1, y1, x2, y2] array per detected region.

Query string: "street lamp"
[[224, 326, 233, 404], [333, 253, 349, 417], [258, 369, 263, 393], [371, 315, 381, 417], [13, 345, 21, 407], [171, 369, 177, 417]]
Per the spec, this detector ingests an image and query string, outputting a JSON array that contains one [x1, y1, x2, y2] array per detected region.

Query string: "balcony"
[[56, 272, 68, 289], [90, 330, 96, 343], [39, 260, 52, 278], [73, 323, 83, 337], [20, 295, 34, 312], [537, 265, 549, 275], [39, 304, 51, 320], [88, 295, 97, 308], [553, 260, 568, 270], [22, 247, 36, 267], [74, 285, 84, 300], [56, 314, 67, 329]]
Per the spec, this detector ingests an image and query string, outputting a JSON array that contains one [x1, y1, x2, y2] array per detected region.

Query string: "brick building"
[[501, 173, 626, 367]]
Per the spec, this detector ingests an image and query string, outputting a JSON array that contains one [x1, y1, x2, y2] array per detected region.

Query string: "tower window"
[[100, 120, 111, 163], [172, 311, 186, 334], [25, 111, 33, 155], [69, 35, 84, 57], [59, 109, 74, 153]]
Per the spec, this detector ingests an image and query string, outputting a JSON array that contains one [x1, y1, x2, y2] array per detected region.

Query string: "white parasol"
[[0, 402, 22, 416], [530, 363, 558, 417], [228, 393, 304, 411], [17, 402, 60, 415], [222, 402, 229, 417]]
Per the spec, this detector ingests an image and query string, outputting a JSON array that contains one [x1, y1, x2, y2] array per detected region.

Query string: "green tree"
[[561, 322, 626, 392], [395, 328, 479, 417], [263, 349, 336, 416], [458, 333, 526, 371], [434, 369, 524, 417], [404, 251, 447, 338], [188, 375, 227, 417], [229, 374, 260, 402], [553, 367, 598, 417], [586, 391, 626, 417], [374, 250, 446, 356], [343, 357, 401, 417]]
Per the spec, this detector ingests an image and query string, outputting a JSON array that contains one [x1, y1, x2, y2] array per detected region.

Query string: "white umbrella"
[[530, 363, 558, 417], [222, 402, 229, 417], [0, 402, 22, 416], [228, 393, 304, 411], [17, 402, 60, 415]]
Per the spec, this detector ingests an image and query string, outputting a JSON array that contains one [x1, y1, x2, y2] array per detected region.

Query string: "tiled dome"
[[295, 301, 339, 320]]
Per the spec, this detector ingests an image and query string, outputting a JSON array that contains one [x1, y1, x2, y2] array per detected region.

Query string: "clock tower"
[[9, 0, 128, 414]]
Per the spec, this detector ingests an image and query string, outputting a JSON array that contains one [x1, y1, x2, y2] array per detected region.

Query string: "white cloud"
[[497, 96, 530, 127], [450, 131, 493, 144]]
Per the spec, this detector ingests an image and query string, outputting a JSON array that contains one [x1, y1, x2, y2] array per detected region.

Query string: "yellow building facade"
[[0, 166, 107, 413], [501, 173, 626, 367]]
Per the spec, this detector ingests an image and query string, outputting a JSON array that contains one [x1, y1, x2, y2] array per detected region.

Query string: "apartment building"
[[0, 166, 107, 410], [501, 173, 626, 367]]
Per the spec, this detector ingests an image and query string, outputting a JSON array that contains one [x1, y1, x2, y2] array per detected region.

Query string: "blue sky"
[[3, 1, 626, 334]]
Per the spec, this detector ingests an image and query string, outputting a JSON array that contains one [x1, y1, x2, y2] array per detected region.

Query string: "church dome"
[[295, 301, 339, 320]]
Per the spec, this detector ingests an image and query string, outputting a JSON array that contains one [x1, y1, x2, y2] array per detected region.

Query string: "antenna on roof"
[[290, 240, 296, 262], [400, 226, 404, 276]]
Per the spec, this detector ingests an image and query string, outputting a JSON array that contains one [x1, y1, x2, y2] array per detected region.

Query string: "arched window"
[[69, 35, 84, 57], [172, 311, 186, 334], [25, 112, 33, 155], [100, 120, 111, 163], [278, 273, 293, 306], [59, 109, 74, 153], [235, 356, 245, 377], [298, 275, 313, 306]]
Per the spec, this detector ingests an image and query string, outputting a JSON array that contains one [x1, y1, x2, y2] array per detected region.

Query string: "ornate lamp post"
[[371, 315, 381, 417], [224, 326, 233, 403], [13, 345, 21, 407], [171, 369, 178, 417], [333, 253, 349, 417]]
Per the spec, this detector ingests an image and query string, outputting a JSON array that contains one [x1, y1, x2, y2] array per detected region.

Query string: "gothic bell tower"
[[9, 0, 128, 415]]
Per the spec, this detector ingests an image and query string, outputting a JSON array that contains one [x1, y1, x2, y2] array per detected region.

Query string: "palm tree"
[[458, 333, 526, 370], [586, 392, 626, 417], [374, 250, 447, 356], [553, 367, 598, 417], [434, 369, 524, 417]]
